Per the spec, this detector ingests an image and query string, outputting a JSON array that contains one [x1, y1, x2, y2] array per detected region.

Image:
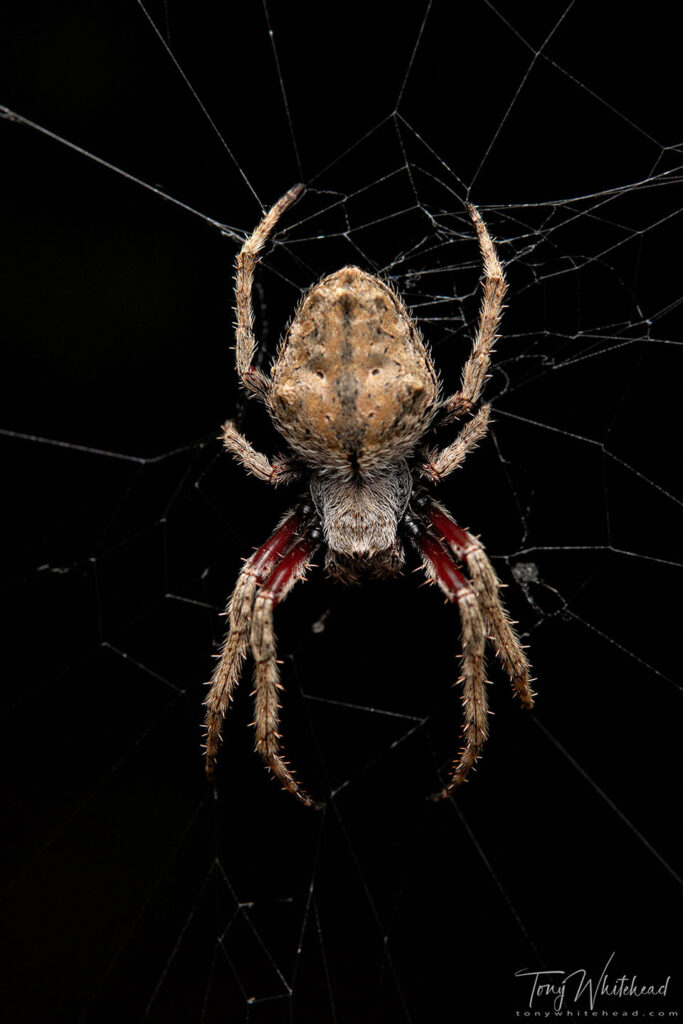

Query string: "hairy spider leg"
[[234, 183, 304, 400], [204, 505, 309, 777], [438, 204, 507, 425], [421, 496, 534, 708], [251, 533, 322, 809], [420, 403, 491, 482], [408, 519, 489, 799], [221, 183, 306, 482], [221, 420, 300, 486]]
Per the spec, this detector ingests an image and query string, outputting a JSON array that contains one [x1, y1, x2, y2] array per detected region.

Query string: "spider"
[[203, 184, 534, 808]]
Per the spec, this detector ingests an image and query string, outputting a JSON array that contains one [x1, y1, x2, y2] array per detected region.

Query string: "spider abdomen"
[[269, 266, 439, 473]]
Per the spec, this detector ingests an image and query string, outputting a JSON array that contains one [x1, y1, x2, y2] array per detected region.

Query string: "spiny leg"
[[221, 420, 300, 486], [407, 516, 489, 799], [439, 204, 507, 425], [203, 506, 308, 778], [234, 183, 304, 400], [422, 496, 534, 708], [251, 533, 321, 809], [420, 403, 491, 482]]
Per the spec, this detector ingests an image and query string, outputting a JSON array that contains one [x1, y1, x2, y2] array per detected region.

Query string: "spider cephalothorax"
[[204, 184, 535, 808]]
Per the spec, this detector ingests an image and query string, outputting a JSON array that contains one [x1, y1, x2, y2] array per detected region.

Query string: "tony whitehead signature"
[[516, 952, 671, 1011]]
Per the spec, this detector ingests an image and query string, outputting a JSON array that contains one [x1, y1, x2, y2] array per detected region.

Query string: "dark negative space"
[[1, 2, 681, 1021]]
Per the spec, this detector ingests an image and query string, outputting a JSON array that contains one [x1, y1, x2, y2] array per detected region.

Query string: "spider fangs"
[[203, 184, 535, 808]]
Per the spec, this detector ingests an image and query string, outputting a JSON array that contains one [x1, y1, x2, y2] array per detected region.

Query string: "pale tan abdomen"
[[269, 267, 439, 472]]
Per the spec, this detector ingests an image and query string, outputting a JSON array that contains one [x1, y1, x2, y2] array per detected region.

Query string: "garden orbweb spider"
[[203, 184, 535, 808]]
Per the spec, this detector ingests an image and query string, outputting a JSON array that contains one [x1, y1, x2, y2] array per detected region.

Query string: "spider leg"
[[406, 514, 489, 799], [438, 204, 507, 425], [221, 420, 300, 485], [420, 495, 534, 708], [419, 403, 491, 482], [251, 529, 322, 809], [203, 505, 309, 778], [235, 183, 304, 400]]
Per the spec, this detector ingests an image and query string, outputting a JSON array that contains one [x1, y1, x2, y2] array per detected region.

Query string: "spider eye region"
[[269, 266, 439, 471]]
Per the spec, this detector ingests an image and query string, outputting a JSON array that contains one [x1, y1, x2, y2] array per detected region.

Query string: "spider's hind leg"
[[438, 204, 507, 425], [234, 184, 304, 399]]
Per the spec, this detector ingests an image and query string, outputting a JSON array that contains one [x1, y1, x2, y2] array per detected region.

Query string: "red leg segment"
[[424, 502, 475, 558], [251, 533, 322, 808], [414, 530, 473, 601], [248, 507, 310, 579], [419, 494, 534, 709], [204, 505, 312, 779], [409, 518, 489, 798]]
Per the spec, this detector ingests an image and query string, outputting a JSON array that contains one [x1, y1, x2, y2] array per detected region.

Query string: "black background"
[[1, 2, 681, 1021]]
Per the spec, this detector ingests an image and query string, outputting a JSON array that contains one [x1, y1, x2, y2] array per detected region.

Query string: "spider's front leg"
[[406, 513, 489, 799], [420, 494, 534, 709], [250, 528, 322, 809], [203, 505, 309, 778]]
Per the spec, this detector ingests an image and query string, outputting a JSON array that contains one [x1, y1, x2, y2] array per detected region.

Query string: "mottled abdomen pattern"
[[269, 267, 439, 474]]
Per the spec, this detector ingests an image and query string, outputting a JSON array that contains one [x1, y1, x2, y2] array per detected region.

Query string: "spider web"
[[2, 1, 681, 1021]]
